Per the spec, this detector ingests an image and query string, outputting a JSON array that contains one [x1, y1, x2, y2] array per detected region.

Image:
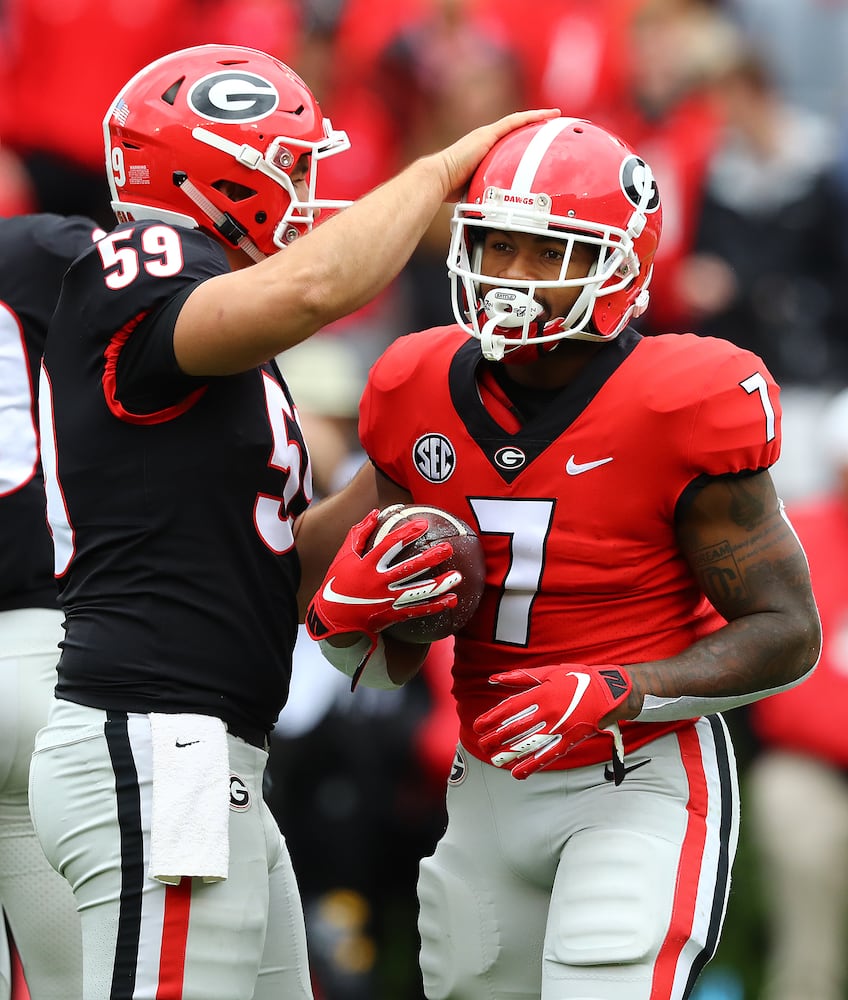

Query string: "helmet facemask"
[[446, 117, 661, 362], [448, 187, 645, 362], [189, 120, 351, 252]]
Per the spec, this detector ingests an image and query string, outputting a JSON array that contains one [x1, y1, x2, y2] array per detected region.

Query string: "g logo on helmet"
[[188, 71, 279, 123], [620, 155, 660, 213]]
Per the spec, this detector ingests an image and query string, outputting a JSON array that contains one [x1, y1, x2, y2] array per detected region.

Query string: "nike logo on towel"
[[566, 455, 613, 475], [322, 578, 393, 605]]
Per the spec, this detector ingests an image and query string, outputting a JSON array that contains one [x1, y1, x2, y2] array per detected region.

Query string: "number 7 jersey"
[[359, 325, 781, 766]]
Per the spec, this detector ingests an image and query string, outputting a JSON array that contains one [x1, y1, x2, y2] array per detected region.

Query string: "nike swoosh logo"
[[175, 739, 200, 748], [322, 577, 393, 606], [550, 671, 591, 732], [604, 758, 651, 782], [566, 455, 613, 475]]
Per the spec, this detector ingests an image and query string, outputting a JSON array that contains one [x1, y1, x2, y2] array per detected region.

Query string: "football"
[[367, 503, 486, 643]]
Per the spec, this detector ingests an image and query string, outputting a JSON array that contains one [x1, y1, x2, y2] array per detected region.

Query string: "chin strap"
[[479, 315, 507, 361], [172, 171, 266, 263]]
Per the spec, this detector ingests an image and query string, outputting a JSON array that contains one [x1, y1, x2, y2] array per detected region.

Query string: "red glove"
[[472, 663, 632, 782], [305, 509, 460, 646]]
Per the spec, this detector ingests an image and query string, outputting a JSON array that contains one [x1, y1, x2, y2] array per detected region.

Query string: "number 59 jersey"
[[40, 221, 311, 736], [359, 325, 781, 764]]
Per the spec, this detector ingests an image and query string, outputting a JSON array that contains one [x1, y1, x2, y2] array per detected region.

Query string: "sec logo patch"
[[413, 433, 456, 483]]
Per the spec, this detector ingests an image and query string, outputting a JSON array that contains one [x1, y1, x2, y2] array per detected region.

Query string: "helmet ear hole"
[[211, 179, 257, 203]]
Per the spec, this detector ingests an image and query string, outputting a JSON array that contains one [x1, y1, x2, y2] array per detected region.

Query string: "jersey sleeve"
[[61, 222, 228, 421], [33, 213, 104, 261], [112, 283, 207, 414], [633, 334, 782, 490], [359, 331, 445, 488], [686, 339, 781, 476]]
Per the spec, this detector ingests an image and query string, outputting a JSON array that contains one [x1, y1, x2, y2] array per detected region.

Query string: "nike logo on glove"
[[550, 671, 591, 731], [566, 455, 613, 476], [322, 577, 393, 605], [604, 758, 651, 782]]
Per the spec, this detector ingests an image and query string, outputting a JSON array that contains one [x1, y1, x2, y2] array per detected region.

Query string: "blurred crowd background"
[[3, 1, 848, 998]]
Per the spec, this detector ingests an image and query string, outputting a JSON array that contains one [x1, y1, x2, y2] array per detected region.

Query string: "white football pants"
[[418, 715, 739, 1000], [0, 607, 82, 1000], [29, 698, 313, 1000]]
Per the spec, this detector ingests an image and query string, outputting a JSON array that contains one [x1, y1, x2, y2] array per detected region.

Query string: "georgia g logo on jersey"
[[188, 71, 279, 123]]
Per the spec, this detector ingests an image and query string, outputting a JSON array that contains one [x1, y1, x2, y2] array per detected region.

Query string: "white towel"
[[148, 713, 230, 885]]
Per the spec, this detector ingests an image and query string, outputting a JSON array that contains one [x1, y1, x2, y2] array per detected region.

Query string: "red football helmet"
[[447, 117, 662, 361], [103, 45, 351, 260]]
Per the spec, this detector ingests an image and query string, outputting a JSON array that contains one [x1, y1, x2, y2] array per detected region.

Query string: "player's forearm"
[[175, 153, 451, 376], [621, 610, 821, 723], [622, 470, 823, 724], [279, 152, 453, 324]]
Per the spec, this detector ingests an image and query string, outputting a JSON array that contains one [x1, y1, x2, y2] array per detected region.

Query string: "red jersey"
[[360, 326, 781, 767]]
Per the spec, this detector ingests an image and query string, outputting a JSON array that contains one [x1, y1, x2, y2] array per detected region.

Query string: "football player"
[[306, 117, 822, 1000], [0, 213, 102, 999], [26, 43, 559, 1000]]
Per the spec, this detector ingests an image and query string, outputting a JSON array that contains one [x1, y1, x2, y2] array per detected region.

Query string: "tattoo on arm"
[[682, 474, 800, 619], [726, 474, 766, 531], [623, 472, 822, 710], [691, 540, 746, 607]]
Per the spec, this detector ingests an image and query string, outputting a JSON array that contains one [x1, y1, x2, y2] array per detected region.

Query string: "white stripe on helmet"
[[510, 117, 579, 193]]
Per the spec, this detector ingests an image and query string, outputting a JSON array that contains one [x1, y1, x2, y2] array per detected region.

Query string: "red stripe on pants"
[[650, 725, 710, 998], [11, 939, 29, 1000], [156, 878, 193, 999]]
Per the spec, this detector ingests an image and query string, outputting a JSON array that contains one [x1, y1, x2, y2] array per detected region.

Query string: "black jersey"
[[40, 221, 311, 738], [0, 213, 102, 611]]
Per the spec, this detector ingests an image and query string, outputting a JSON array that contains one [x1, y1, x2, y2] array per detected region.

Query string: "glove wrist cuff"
[[318, 635, 400, 691]]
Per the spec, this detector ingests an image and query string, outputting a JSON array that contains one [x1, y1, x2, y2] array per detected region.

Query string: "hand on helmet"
[[472, 663, 633, 781], [441, 109, 561, 200]]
